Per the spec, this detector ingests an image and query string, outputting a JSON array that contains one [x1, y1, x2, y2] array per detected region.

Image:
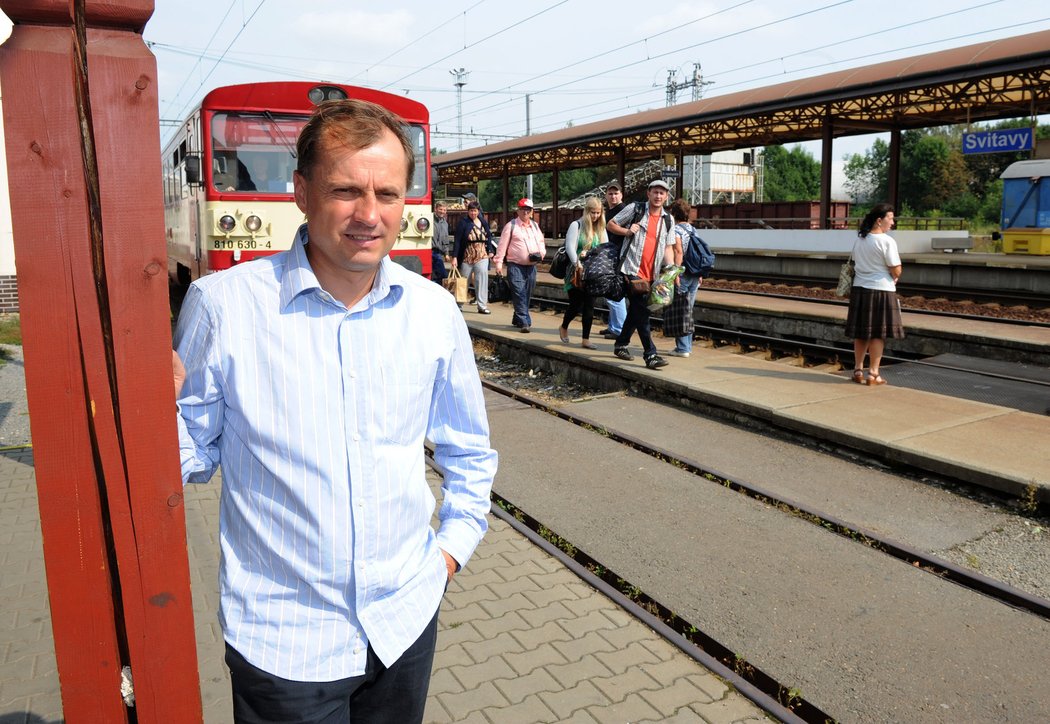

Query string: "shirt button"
[[353, 434, 360, 441]]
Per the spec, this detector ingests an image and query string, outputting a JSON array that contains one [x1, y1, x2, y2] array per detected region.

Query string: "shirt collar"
[[280, 223, 402, 311]]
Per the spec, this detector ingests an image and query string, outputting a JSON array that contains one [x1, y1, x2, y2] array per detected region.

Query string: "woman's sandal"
[[867, 371, 888, 385], [851, 369, 866, 384], [581, 340, 597, 350], [559, 327, 570, 343]]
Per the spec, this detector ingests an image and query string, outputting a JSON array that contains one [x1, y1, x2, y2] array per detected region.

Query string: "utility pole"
[[525, 93, 533, 201], [450, 67, 469, 151]]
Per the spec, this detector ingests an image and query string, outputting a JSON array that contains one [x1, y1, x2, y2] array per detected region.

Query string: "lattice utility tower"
[[664, 64, 714, 202], [665, 63, 712, 106], [450, 68, 469, 151]]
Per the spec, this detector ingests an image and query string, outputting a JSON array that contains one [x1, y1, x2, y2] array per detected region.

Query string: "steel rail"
[[528, 287, 1050, 388], [709, 270, 1050, 313], [477, 377, 1050, 623], [423, 452, 815, 723]]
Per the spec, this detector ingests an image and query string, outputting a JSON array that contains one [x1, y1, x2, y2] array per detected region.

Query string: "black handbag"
[[488, 272, 510, 303], [581, 242, 626, 301], [549, 247, 569, 279]]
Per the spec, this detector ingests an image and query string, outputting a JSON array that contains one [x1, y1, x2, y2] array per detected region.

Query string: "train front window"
[[404, 124, 427, 200], [209, 112, 306, 193]]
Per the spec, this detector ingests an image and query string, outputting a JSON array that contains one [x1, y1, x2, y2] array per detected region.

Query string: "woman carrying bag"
[[452, 201, 493, 314], [558, 196, 607, 349], [844, 203, 904, 385]]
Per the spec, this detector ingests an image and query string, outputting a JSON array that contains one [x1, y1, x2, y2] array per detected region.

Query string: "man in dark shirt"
[[600, 180, 628, 339], [431, 202, 451, 283]]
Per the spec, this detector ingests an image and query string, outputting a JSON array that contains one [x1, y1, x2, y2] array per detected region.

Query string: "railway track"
[[709, 270, 1050, 312], [450, 347, 1050, 722], [527, 287, 1050, 395]]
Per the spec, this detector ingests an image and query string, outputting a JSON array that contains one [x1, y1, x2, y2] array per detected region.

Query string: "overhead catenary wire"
[[451, 4, 1043, 138]]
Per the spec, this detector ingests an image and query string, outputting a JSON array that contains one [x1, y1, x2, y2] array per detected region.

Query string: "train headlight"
[[218, 214, 236, 233], [416, 217, 431, 233], [245, 215, 263, 232], [400, 218, 409, 233]]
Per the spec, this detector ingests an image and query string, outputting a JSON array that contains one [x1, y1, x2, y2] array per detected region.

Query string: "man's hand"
[[440, 549, 459, 582], [173, 350, 186, 398]]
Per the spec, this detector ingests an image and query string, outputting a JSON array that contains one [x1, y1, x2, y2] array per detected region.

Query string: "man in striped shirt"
[[173, 99, 497, 723]]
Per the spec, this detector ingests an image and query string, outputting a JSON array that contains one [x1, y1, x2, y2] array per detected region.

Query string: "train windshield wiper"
[[262, 111, 297, 159]]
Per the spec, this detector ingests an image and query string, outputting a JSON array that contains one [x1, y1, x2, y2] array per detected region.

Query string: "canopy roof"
[[434, 29, 1050, 183]]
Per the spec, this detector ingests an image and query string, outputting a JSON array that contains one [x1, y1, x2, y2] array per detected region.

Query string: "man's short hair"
[[296, 99, 414, 188]]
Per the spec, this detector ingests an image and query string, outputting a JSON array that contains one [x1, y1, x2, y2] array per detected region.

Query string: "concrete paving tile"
[[638, 707, 707, 723], [470, 537, 525, 561], [539, 679, 610, 720], [521, 568, 582, 590], [594, 619, 652, 649], [551, 629, 619, 660], [640, 676, 714, 716], [427, 666, 465, 697], [448, 567, 505, 592], [502, 641, 570, 676], [436, 620, 483, 650], [492, 667, 561, 705], [421, 694, 453, 724], [693, 696, 770, 723], [560, 608, 620, 638], [544, 653, 615, 688], [561, 588, 616, 614], [593, 640, 664, 675], [471, 610, 530, 639], [433, 642, 472, 668], [461, 630, 524, 665], [508, 619, 573, 650], [438, 600, 489, 628], [494, 556, 551, 581], [478, 591, 536, 618], [590, 667, 662, 703], [518, 600, 574, 628], [476, 576, 543, 602], [520, 582, 582, 608], [448, 654, 517, 690], [587, 692, 663, 723], [437, 680, 510, 721], [687, 672, 732, 701], [639, 631, 688, 662], [558, 709, 601, 724], [481, 692, 560, 724], [640, 654, 715, 686], [442, 710, 489, 724]]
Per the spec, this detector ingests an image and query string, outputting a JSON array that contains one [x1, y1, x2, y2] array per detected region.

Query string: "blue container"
[[1000, 160, 1050, 229]]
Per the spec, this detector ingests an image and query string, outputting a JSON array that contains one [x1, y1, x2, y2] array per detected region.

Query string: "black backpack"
[[681, 224, 715, 277]]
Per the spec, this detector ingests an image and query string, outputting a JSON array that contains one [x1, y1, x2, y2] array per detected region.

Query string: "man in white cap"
[[493, 198, 546, 332], [606, 179, 675, 369]]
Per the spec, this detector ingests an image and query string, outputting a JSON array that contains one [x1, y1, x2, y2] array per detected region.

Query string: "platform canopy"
[[433, 29, 1050, 184]]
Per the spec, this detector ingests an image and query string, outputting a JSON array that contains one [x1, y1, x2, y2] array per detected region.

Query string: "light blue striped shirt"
[[174, 225, 497, 681]]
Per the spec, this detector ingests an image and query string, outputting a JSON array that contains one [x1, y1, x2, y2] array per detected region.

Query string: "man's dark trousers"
[[224, 609, 439, 723]]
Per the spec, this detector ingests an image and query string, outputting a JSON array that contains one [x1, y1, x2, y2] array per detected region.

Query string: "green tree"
[[843, 138, 889, 203], [761, 145, 821, 201]]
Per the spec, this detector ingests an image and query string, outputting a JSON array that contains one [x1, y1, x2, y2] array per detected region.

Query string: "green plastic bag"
[[648, 265, 682, 311]]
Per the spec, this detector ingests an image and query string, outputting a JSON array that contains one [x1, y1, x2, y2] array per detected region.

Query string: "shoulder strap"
[[631, 201, 646, 225]]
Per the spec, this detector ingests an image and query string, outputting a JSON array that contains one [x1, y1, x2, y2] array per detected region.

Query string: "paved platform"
[[465, 300, 1050, 502], [0, 446, 767, 723]]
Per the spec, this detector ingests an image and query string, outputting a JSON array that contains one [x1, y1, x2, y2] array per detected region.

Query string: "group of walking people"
[[433, 187, 904, 384]]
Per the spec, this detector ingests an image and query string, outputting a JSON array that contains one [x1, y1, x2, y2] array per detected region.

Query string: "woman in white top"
[[844, 203, 904, 385]]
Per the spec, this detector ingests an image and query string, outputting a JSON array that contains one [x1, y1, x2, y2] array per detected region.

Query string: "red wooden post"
[[0, 2, 202, 721]]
